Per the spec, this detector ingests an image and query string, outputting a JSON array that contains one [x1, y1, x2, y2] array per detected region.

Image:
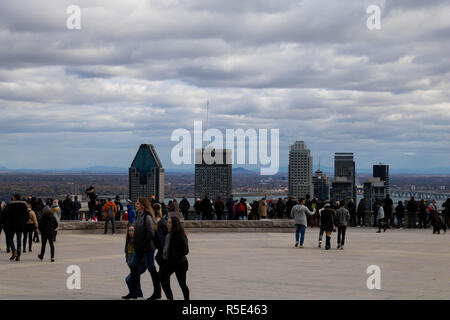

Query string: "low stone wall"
[[59, 219, 296, 234]]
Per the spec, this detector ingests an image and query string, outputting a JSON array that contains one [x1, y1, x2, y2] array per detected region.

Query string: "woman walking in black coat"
[[38, 207, 58, 262], [159, 217, 190, 300], [320, 204, 336, 250]]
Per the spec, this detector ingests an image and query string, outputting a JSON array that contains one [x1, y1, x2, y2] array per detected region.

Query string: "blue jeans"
[[194, 213, 201, 220], [131, 250, 155, 269], [239, 216, 247, 220], [7, 231, 22, 256], [295, 224, 306, 246], [88, 208, 94, 220], [126, 264, 146, 297], [318, 227, 324, 242]]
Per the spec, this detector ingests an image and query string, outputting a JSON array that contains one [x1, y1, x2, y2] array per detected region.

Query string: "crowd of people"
[[1, 187, 448, 300], [0, 194, 59, 262]]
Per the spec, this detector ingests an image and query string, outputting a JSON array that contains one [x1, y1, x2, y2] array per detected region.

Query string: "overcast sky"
[[0, 0, 449, 171]]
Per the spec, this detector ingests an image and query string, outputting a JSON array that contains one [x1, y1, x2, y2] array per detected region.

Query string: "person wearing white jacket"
[[376, 201, 386, 233]]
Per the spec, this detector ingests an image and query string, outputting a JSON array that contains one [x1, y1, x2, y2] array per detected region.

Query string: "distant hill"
[[0, 165, 8, 171], [233, 167, 258, 175]]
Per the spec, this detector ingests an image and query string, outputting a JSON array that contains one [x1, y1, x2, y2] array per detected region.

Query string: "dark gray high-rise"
[[373, 164, 389, 194], [194, 148, 232, 200], [129, 144, 165, 203], [331, 153, 356, 203]]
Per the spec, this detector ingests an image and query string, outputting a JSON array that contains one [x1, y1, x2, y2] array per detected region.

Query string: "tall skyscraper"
[[331, 152, 356, 204], [313, 158, 329, 201], [195, 148, 232, 200], [129, 144, 165, 203], [288, 141, 313, 199], [373, 164, 389, 194]]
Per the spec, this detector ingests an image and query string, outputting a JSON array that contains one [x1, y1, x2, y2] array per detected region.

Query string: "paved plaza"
[[0, 227, 449, 300]]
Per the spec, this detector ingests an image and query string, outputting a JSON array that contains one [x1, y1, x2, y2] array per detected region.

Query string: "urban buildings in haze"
[[194, 148, 232, 200], [288, 141, 313, 199], [129, 144, 165, 203], [363, 178, 387, 210], [331, 152, 356, 204]]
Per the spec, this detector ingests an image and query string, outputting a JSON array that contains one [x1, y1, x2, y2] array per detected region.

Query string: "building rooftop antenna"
[[206, 100, 209, 132]]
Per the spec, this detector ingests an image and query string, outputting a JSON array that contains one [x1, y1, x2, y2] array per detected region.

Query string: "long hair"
[[125, 225, 134, 247], [170, 216, 187, 240], [153, 203, 162, 218], [138, 197, 157, 228]]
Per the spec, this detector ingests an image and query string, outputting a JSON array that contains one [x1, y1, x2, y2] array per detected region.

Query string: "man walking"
[[290, 198, 316, 248], [103, 198, 117, 234], [335, 201, 350, 249]]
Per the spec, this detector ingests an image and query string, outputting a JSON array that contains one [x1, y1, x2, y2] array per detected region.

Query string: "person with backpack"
[[159, 217, 190, 300], [23, 203, 38, 253], [103, 199, 117, 235], [38, 206, 58, 262], [127, 200, 136, 225], [123, 198, 160, 300]]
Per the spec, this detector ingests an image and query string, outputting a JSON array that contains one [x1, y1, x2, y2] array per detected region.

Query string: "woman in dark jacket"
[[124, 225, 146, 298], [320, 204, 336, 250], [38, 207, 58, 262], [159, 217, 190, 300], [123, 197, 160, 300]]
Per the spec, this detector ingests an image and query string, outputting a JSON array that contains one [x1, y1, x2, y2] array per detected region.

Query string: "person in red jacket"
[[103, 199, 117, 235]]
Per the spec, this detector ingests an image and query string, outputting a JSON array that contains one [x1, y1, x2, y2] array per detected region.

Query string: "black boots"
[[147, 267, 162, 300], [325, 236, 331, 250]]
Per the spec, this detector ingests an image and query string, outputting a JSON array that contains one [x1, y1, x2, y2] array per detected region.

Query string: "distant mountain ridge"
[[1, 165, 450, 175]]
